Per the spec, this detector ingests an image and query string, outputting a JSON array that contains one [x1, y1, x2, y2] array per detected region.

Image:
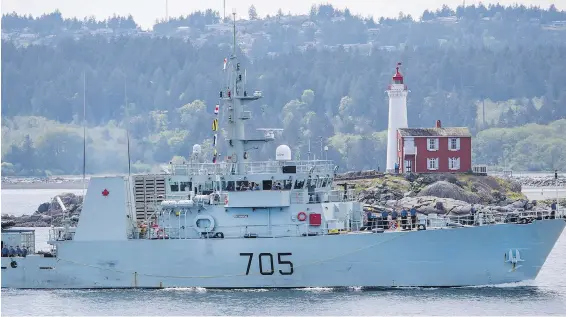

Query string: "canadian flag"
[[214, 104, 219, 114], [223, 58, 227, 70]]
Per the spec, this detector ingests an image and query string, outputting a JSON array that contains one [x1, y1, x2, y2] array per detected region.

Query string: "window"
[[397, 138, 401, 152], [427, 158, 438, 170], [170, 182, 179, 192], [222, 181, 235, 191], [180, 182, 192, 191], [449, 157, 460, 170], [427, 138, 438, 151], [449, 138, 460, 151]]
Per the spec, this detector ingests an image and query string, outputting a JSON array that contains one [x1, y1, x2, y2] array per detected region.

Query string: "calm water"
[[1, 188, 84, 217], [1, 189, 566, 316]]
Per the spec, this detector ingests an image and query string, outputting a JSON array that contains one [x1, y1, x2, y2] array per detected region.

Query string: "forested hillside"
[[2, 3, 566, 176]]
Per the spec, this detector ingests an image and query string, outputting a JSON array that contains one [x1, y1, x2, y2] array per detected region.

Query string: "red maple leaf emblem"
[[102, 189, 109, 197]]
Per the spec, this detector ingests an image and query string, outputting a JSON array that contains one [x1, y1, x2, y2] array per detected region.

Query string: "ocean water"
[[1, 189, 84, 217], [1, 190, 566, 316]]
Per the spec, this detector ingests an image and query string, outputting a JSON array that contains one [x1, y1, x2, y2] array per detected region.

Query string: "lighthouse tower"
[[386, 63, 409, 173]]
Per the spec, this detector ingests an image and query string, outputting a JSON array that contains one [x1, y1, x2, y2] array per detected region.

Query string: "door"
[[404, 159, 412, 173]]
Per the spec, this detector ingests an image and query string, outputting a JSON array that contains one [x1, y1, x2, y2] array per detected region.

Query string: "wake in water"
[[455, 280, 536, 289], [153, 281, 538, 293]]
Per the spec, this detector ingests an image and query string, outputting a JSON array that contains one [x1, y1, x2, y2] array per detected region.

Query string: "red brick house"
[[396, 120, 472, 173]]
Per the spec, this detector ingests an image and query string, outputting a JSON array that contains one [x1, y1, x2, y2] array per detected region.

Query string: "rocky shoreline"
[[509, 175, 565, 187], [2, 173, 563, 228], [2, 176, 87, 189], [350, 173, 563, 217], [2, 192, 83, 228], [337, 170, 564, 188]]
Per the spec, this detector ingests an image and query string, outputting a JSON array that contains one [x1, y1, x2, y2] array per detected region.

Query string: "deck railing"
[[366, 210, 559, 231], [132, 209, 562, 240]]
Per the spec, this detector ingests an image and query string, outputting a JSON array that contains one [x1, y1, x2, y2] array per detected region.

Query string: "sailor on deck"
[[410, 208, 417, 228], [391, 210, 398, 221], [381, 211, 388, 229], [400, 209, 408, 229], [15, 246, 22, 257], [1, 245, 8, 257]]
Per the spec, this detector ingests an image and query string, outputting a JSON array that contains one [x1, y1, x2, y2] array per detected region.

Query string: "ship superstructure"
[[1, 14, 564, 289]]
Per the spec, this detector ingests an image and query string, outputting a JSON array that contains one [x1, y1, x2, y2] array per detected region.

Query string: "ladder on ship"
[[133, 175, 166, 222]]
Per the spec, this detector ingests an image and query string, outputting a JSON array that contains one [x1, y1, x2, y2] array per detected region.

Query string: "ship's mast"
[[222, 10, 266, 174]]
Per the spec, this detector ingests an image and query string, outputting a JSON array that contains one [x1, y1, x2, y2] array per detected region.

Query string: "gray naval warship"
[[1, 15, 565, 289]]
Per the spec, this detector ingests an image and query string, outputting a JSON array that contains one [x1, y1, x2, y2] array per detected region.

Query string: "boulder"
[[37, 202, 50, 213], [512, 200, 527, 209], [417, 181, 481, 204]]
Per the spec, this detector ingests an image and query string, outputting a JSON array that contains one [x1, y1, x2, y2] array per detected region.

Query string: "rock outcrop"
[[349, 172, 557, 216], [2, 192, 83, 228]]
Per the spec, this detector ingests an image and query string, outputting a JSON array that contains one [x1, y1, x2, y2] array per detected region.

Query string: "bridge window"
[[180, 182, 192, 191], [272, 180, 292, 190], [170, 182, 179, 192], [222, 181, 235, 191], [263, 180, 273, 190], [202, 181, 215, 195], [236, 181, 250, 191]]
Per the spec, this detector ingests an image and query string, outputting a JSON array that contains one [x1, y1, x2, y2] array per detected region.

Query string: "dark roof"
[[398, 127, 471, 137]]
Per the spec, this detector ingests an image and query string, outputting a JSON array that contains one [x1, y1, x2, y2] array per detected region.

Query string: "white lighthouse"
[[386, 62, 408, 173]]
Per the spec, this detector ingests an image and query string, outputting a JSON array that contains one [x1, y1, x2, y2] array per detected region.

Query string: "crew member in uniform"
[[550, 201, 557, 219], [367, 211, 377, 229], [410, 208, 417, 229], [391, 210, 398, 221], [400, 209, 408, 229], [381, 210, 388, 229]]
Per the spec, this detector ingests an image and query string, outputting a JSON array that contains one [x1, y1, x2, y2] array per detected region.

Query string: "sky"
[[1, 0, 563, 30]]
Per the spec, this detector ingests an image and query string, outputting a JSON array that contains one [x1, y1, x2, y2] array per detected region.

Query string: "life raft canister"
[[297, 211, 307, 221], [10, 260, 17, 268], [389, 220, 398, 230]]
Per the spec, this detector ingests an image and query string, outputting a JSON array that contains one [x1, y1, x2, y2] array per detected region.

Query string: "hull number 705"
[[239, 253, 294, 275]]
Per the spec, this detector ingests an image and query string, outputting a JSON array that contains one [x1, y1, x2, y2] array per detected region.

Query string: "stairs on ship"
[[133, 175, 166, 222]]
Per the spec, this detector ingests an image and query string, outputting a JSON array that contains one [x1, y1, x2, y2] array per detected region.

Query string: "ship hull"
[[2, 219, 564, 289]]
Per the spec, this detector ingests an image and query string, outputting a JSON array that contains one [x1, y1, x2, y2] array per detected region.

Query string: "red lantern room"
[[393, 62, 404, 84]]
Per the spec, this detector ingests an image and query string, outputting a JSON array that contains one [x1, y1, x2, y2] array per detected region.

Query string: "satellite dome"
[[192, 144, 202, 154], [276, 145, 291, 161]]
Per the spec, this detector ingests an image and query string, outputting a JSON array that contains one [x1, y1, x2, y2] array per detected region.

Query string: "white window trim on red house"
[[427, 138, 439, 151], [427, 158, 439, 170], [449, 157, 461, 170], [449, 138, 461, 151]]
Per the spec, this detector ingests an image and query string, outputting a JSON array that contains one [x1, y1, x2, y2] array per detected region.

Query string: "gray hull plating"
[[2, 219, 564, 289]]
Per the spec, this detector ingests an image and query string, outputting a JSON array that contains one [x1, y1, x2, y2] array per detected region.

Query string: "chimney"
[[435, 120, 441, 128]]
